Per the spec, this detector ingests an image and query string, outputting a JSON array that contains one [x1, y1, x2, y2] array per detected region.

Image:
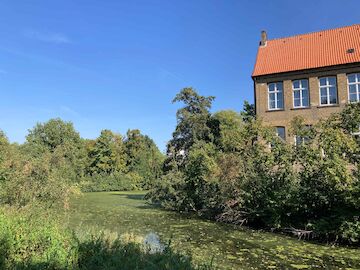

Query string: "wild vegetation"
[[1, 87, 359, 269], [1, 118, 164, 193], [0, 208, 210, 270], [0, 121, 207, 269], [147, 87, 360, 245]]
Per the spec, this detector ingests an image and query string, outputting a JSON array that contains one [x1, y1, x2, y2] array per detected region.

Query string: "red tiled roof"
[[252, 24, 360, 77]]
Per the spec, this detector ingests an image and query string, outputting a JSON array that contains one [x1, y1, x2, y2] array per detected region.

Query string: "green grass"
[[68, 191, 360, 270]]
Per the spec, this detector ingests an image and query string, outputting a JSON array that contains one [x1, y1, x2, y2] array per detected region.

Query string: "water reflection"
[[144, 232, 164, 254]]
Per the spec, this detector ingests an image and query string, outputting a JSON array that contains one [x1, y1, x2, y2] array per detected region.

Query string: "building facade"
[[252, 24, 360, 143]]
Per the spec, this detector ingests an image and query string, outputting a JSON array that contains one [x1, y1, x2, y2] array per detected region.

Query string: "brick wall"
[[253, 64, 360, 142]]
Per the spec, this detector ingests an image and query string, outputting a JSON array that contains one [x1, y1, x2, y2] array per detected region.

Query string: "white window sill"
[[317, 104, 339, 108]]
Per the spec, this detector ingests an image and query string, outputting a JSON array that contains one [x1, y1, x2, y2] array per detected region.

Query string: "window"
[[268, 82, 284, 110], [293, 79, 309, 108], [348, 73, 360, 103], [294, 125, 312, 146], [275, 126, 286, 141], [295, 135, 305, 146], [319, 77, 337, 105]]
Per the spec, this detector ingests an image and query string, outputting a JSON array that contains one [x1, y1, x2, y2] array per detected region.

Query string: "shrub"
[[79, 172, 140, 192], [340, 221, 360, 244], [0, 150, 77, 210], [0, 210, 77, 269], [145, 170, 189, 211]]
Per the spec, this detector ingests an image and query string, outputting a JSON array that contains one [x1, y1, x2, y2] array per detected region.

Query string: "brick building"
[[252, 24, 360, 143]]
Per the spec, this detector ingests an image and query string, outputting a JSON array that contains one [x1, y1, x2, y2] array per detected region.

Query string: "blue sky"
[[0, 0, 359, 151]]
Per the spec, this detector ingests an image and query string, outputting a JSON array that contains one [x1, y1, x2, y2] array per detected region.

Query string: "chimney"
[[260, 30, 267, 46]]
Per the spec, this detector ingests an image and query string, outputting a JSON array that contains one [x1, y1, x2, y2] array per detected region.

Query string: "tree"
[[240, 101, 256, 122], [211, 110, 244, 152], [124, 129, 164, 188], [26, 118, 82, 152], [87, 130, 126, 175], [25, 118, 87, 180], [149, 98, 360, 243], [166, 87, 215, 168], [0, 131, 10, 182]]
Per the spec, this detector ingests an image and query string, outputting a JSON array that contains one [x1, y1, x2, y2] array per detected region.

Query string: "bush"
[[145, 170, 189, 211], [0, 150, 78, 210], [340, 221, 360, 244], [80, 172, 141, 192], [0, 210, 77, 269]]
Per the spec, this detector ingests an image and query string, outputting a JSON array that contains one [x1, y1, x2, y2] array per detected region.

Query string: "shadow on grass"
[[109, 193, 146, 201]]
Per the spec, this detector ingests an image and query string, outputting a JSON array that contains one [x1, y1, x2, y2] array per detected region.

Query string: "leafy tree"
[[87, 130, 126, 175], [211, 110, 244, 152], [0, 131, 10, 182], [25, 118, 87, 180], [26, 118, 82, 152], [0, 128, 78, 210], [183, 141, 220, 212], [165, 87, 215, 169], [339, 102, 360, 134], [240, 101, 256, 122], [149, 90, 360, 243], [124, 129, 164, 189]]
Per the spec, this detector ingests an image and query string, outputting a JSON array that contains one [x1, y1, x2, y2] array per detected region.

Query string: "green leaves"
[[169, 87, 215, 162], [124, 129, 164, 189], [26, 118, 82, 152], [87, 130, 127, 175], [150, 90, 360, 243]]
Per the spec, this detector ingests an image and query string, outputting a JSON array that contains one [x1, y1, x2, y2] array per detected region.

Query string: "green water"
[[68, 191, 360, 269]]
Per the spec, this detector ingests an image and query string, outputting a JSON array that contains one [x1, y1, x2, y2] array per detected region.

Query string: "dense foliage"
[[0, 118, 163, 193], [84, 128, 163, 190], [124, 129, 164, 189], [0, 119, 208, 269], [147, 88, 360, 244]]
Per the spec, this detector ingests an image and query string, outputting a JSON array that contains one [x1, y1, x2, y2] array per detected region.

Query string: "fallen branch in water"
[[216, 210, 248, 226], [282, 227, 313, 240]]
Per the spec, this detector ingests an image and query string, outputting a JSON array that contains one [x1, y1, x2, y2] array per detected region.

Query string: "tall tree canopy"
[[167, 87, 215, 165], [240, 101, 256, 122], [87, 130, 126, 175], [24, 118, 87, 179], [26, 118, 82, 151], [124, 129, 164, 188]]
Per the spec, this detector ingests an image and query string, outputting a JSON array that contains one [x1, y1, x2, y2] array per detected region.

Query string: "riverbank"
[[68, 191, 360, 269]]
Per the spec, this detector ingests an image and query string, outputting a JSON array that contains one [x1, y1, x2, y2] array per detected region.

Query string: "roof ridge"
[[253, 23, 360, 77], [268, 23, 360, 42]]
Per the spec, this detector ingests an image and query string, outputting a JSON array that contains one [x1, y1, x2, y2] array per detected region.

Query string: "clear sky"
[[0, 0, 359, 151]]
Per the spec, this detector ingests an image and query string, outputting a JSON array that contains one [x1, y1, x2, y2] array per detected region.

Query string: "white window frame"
[[292, 79, 310, 108], [319, 77, 338, 106], [275, 126, 286, 141], [347, 73, 360, 103], [268, 82, 284, 110], [293, 125, 312, 146], [294, 135, 305, 146]]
